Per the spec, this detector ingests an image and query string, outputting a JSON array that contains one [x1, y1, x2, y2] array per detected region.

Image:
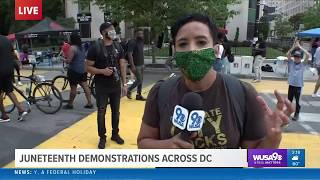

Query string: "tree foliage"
[[0, 0, 71, 35], [79, 0, 240, 38], [274, 15, 293, 37], [258, 16, 269, 40], [288, 13, 304, 31], [300, 3, 320, 30]]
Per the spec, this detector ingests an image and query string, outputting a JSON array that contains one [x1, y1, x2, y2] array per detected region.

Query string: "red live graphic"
[[15, 0, 42, 20]]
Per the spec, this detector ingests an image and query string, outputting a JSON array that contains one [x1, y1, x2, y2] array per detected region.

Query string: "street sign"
[[77, 13, 92, 23]]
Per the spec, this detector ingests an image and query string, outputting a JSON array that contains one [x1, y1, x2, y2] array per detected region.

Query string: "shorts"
[[67, 69, 87, 86], [0, 74, 14, 93]]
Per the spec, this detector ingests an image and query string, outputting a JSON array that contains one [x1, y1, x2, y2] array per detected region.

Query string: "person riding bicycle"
[[0, 35, 28, 122]]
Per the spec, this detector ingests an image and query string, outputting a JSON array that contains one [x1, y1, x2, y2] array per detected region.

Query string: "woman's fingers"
[[284, 99, 295, 116], [274, 90, 285, 111], [256, 96, 273, 116]]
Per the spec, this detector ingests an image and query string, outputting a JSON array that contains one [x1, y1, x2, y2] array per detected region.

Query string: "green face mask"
[[175, 48, 215, 81]]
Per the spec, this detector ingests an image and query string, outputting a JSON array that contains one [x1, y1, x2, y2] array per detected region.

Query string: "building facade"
[[263, 0, 315, 18], [64, 0, 130, 39], [226, 0, 257, 41]]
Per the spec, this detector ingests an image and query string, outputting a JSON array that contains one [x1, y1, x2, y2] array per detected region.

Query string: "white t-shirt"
[[215, 44, 224, 59]]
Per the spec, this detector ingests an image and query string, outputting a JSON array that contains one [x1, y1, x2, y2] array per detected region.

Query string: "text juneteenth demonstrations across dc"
[[15, 149, 247, 168]]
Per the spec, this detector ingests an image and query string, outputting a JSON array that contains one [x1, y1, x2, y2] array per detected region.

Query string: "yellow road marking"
[[3, 80, 320, 168]]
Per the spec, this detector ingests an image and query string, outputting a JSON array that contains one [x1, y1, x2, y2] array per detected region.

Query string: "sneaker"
[[312, 93, 320, 98], [98, 138, 106, 149], [136, 95, 146, 101], [126, 91, 132, 99], [63, 104, 74, 110], [18, 81, 23, 86], [84, 104, 94, 109], [127, 80, 134, 85], [111, 134, 124, 145], [169, 73, 176, 78], [18, 111, 28, 122], [252, 79, 261, 83], [0, 116, 10, 123], [292, 113, 299, 121], [13, 83, 17, 86]]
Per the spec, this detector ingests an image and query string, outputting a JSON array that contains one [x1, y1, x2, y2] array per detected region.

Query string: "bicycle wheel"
[[52, 75, 69, 102], [1, 93, 15, 113], [33, 82, 62, 114]]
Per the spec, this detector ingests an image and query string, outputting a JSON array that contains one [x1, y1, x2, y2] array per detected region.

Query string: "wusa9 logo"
[[15, 0, 42, 20], [252, 152, 282, 161], [248, 149, 287, 167]]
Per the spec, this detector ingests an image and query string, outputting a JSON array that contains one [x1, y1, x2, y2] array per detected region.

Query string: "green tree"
[[300, 3, 320, 30], [274, 15, 293, 37], [258, 16, 269, 40], [0, 0, 67, 35], [56, 17, 76, 29], [288, 13, 304, 31], [78, 0, 240, 62], [79, 0, 240, 36], [0, 0, 15, 35]]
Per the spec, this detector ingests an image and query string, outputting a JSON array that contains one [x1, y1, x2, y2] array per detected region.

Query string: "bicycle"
[[51, 63, 96, 103], [2, 62, 63, 114]]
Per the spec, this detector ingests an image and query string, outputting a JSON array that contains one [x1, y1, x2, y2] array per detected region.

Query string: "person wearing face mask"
[[126, 29, 146, 101], [286, 41, 311, 121], [137, 14, 294, 149], [86, 22, 127, 149]]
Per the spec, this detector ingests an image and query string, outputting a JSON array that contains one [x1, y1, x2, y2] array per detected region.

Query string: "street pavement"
[[1, 66, 320, 168]]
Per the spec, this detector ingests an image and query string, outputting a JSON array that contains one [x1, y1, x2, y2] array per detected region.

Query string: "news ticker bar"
[[15, 149, 305, 168], [1, 168, 320, 180]]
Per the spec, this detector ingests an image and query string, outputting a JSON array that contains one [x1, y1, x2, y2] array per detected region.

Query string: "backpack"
[[157, 74, 246, 138], [261, 64, 274, 72], [94, 38, 122, 66]]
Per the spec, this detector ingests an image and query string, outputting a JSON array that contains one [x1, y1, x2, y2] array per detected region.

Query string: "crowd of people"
[[2, 13, 320, 150]]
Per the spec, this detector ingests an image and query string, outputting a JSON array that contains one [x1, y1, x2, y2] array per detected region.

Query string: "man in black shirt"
[[86, 22, 127, 149], [0, 35, 28, 122], [252, 34, 266, 83], [126, 29, 146, 101]]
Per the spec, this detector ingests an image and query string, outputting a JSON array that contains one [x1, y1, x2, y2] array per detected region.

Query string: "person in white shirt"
[[312, 46, 320, 97], [213, 32, 225, 73]]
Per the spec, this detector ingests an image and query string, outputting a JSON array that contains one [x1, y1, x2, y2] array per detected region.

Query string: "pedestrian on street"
[[252, 34, 266, 83], [86, 22, 127, 149], [20, 43, 29, 65], [137, 14, 294, 149], [12, 44, 23, 86], [63, 32, 93, 110], [120, 38, 135, 86], [312, 45, 320, 98], [311, 38, 320, 66], [126, 29, 146, 101], [213, 32, 225, 73], [286, 40, 311, 121], [0, 35, 29, 123]]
